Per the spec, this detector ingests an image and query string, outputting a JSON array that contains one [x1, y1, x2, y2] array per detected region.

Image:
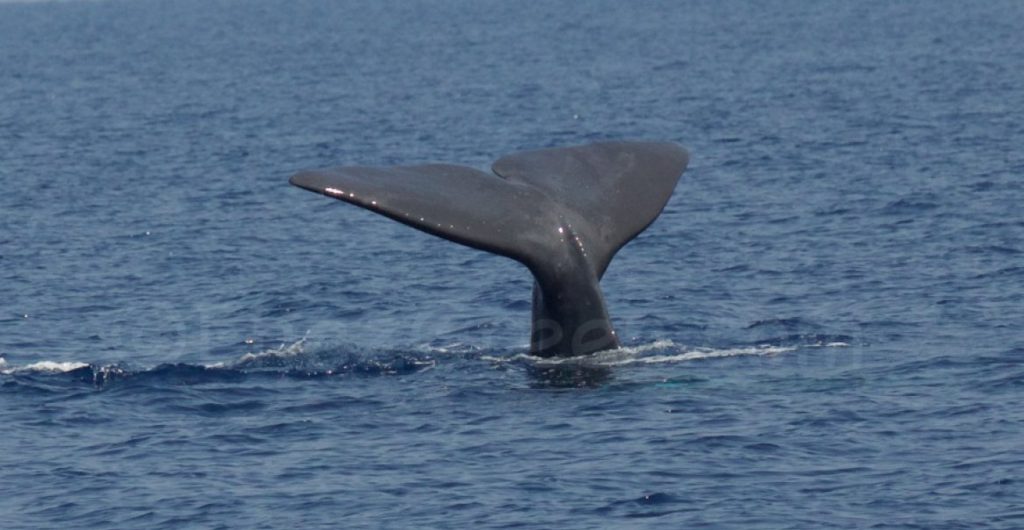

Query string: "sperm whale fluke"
[[289, 141, 689, 357]]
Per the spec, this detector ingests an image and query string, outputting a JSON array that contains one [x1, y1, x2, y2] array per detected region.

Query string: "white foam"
[[195, 334, 312, 369], [483, 340, 793, 367], [14, 361, 90, 373], [619, 338, 677, 354], [596, 345, 793, 366], [1, 356, 94, 375], [232, 333, 308, 365]]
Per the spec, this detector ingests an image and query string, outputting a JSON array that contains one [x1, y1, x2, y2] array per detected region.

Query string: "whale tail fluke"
[[289, 141, 688, 356], [289, 141, 687, 277], [489, 141, 688, 278]]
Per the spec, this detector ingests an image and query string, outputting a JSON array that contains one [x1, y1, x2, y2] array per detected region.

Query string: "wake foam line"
[[481, 340, 829, 366]]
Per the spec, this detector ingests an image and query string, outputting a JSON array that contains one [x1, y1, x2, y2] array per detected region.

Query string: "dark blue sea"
[[2, 0, 1022, 527]]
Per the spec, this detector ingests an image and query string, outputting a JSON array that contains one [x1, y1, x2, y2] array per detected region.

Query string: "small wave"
[[223, 334, 310, 368], [22, 360, 91, 372], [746, 317, 817, 330], [881, 197, 940, 214]]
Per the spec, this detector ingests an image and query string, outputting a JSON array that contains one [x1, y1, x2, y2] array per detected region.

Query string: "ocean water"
[[2, 0, 1022, 527]]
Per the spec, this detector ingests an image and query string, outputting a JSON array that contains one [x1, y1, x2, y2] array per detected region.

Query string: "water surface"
[[1, 0, 1022, 527]]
